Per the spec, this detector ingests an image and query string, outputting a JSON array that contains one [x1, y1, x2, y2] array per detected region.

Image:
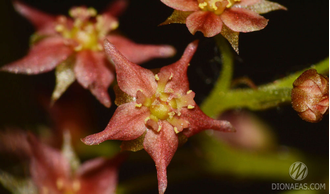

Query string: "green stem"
[[214, 34, 234, 92], [201, 41, 329, 117]]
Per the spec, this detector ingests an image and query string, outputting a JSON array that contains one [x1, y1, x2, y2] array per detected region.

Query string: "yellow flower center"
[[55, 7, 118, 51], [198, 0, 240, 15], [135, 72, 196, 134]]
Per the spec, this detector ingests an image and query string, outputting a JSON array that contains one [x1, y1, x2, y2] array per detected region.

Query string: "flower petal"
[[159, 40, 198, 95], [13, 1, 56, 34], [102, 0, 128, 17], [181, 106, 234, 138], [235, 0, 287, 14], [74, 50, 114, 108], [76, 155, 125, 194], [221, 7, 268, 32], [143, 121, 178, 194], [160, 0, 199, 11], [27, 133, 71, 193], [51, 58, 76, 104], [103, 39, 157, 97], [220, 24, 239, 54], [1, 37, 73, 74], [81, 102, 150, 145], [186, 11, 223, 37], [106, 35, 176, 64], [236, 0, 261, 6]]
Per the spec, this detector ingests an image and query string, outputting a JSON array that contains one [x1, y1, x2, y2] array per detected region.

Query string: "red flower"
[[82, 40, 234, 194], [1, 0, 176, 107], [26, 133, 124, 194], [160, 0, 286, 53]]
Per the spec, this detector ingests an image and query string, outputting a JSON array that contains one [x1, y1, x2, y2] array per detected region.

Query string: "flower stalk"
[[201, 35, 329, 117]]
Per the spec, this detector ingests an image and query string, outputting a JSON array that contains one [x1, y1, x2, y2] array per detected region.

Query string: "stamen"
[[168, 111, 175, 119], [144, 117, 150, 124], [187, 90, 193, 94], [226, 0, 240, 8], [211, 2, 218, 10], [155, 74, 160, 81], [173, 127, 179, 134], [188, 105, 195, 109], [198, 2, 208, 9], [157, 125, 162, 132], [135, 103, 142, 108], [55, 25, 64, 32], [169, 73, 173, 80]]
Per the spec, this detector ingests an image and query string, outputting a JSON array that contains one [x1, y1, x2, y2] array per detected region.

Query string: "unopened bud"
[[291, 69, 329, 123]]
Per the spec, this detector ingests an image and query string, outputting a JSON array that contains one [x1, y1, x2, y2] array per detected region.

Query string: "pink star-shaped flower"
[[26, 133, 124, 194], [82, 39, 234, 194], [160, 0, 286, 53], [1, 0, 176, 107]]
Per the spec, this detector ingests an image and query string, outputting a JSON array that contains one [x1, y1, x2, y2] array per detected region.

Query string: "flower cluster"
[[0, 0, 303, 194], [160, 0, 286, 52], [1, 0, 176, 107]]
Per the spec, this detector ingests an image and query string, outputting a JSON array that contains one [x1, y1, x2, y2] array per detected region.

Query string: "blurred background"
[[0, 0, 328, 193]]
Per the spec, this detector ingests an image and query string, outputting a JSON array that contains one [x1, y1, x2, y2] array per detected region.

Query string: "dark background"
[[0, 0, 328, 193]]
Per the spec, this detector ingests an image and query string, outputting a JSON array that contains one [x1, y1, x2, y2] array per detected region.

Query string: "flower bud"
[[216, 110, 276, 152], [291, 69, 329, 123]]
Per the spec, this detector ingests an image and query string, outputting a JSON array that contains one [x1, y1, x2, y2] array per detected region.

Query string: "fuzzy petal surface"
[[186, 11, 223, 37], [220, 24, 239, 54], [82, 102, 150, 145], [236, 0, 261, 6], [107, 35, 176, 64], [160, 0, 199, 11], [236, 0, 287, 14], [13, 1, 56, 34], [143, 121, 178, 194], [27, 134, 71, 194], [76, 156, 123, 194], [181, 106, 234, 137], [221, 7, 268, 32], [103, 39, 157, 97], [1, 37, 72, 74], [159, 40, 198, 95], [51, 59, 76, 103], [74, 50, 114, 108]]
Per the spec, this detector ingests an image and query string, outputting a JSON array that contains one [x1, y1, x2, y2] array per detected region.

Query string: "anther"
[[55, 25, 64, 32], [187, 105, 195, 109], [198, 2, 208, 9], [169, 73, 173, 80], [144, 117, 150, 124], [155, 74, 160, 81], [168, 111, 175, 119], [157, 125, 162, 132]]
